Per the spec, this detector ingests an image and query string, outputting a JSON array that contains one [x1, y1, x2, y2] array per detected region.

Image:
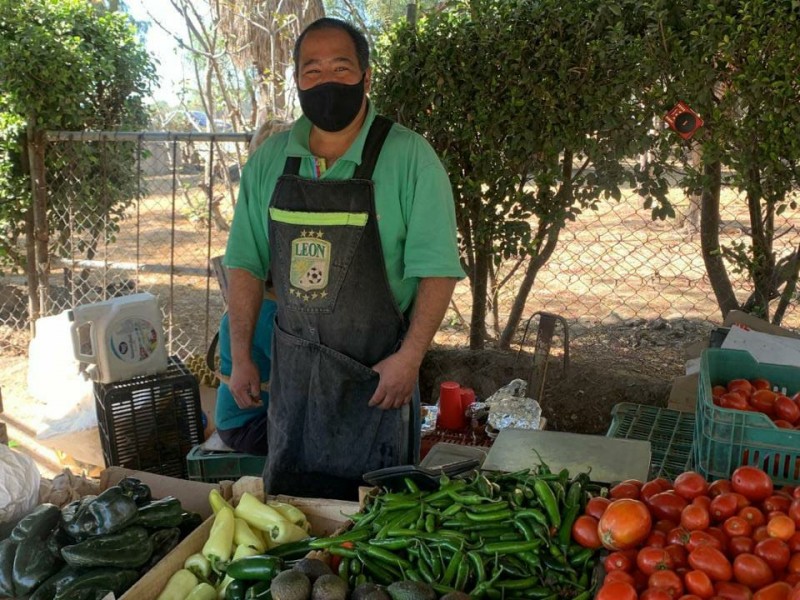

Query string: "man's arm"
[[228, 268, 266, 409], [369, 277, 457, 409]]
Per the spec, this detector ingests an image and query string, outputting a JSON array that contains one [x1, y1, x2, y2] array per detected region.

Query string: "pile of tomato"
[[572, 465, 800, 599], [713, 378, 800, 429]]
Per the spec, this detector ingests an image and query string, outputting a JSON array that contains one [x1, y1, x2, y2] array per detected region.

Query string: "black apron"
[[265, 116, 408, 500]]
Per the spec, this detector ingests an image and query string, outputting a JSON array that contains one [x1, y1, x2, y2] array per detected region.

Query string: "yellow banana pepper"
[[234, 517, 266, 552], [202, 505, 235, 573], [267, 500, 308, 528], [209, 489, 233, 514]]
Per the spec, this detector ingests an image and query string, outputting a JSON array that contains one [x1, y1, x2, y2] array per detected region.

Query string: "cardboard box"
[[723, 310, 800, 340], [667, 373, 699, 413], [121, 494, 359, 599]]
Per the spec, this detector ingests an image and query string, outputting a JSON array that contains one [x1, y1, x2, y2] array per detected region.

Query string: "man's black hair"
[[293, 18, 370, 73]]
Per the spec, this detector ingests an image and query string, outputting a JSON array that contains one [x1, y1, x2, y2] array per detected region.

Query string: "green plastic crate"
[[606, 403, 695, 481], [185, 445, 266, 483], [695, 349, 800, 485]]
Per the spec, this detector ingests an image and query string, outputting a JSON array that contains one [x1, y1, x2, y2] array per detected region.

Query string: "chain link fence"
[[0, 133, 797, 362]]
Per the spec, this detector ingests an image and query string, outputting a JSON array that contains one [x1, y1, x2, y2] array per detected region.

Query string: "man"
[[224, 17, 463, 499]]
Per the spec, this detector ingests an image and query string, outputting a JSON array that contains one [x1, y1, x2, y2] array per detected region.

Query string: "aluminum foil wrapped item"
[[421, 404, 439, 433], [485, 379, 542, 433]]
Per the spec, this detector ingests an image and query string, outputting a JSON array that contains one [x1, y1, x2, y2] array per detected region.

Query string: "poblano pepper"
[[118, 477, 152, 506], [10, 503, 61, 542], [0, 538, 17, 597], [63, 487, 139, 540], [137, 496, 184, 529], [29, 565, 86, 600], [142, 527, 182, 573], [61, 525, 153, 568], [52, 567, 139, 600], [12, 535, 63, 595]]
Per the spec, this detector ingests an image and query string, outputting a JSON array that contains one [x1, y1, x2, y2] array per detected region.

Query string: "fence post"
[[27, 125, 49, 330]]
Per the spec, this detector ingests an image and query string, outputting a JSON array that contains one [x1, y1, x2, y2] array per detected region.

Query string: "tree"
[[638, 0, 800, 324], [0, 0, 155, 318], [373, 0, 669, 349]]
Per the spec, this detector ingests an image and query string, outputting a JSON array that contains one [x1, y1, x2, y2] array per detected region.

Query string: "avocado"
[[440, 593, 471, 600], [386, 581, 436, 600], [311, 573, 348, 600], [293, 558, 334, 583], [271, 569, 312, 600], [352, 583, 390, 600]]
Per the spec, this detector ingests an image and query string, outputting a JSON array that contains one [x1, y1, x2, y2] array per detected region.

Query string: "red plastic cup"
[[460, 387, 476, 413], [438, 381, 465, 430]]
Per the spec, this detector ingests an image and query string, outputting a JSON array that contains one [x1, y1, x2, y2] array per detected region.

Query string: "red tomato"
[[753, 582, 792, 600], [685, 568, 715, 598], [657, 519, 681, 534], [755, 526, 771, 543], [752, 378, 773, 391], [721, 393, 751, 411], [604, 569, 636, 585], [669, 527, 692, 546], [710, 480, 734, 498], [776, 397, 800, 425], [724, 516, 754, 539], [769, 515, 797, 541], [605, 550, 634, 572], [598, 499, 653, 551], [586, 496, 612, 520], [755, 538, 791, 572], [596, 581, 638, 600], [729, 379, 755, 396], [642, 478, 675, 501], [714, 581, 755, 599], [708, 527, 730, 548], [733, 493, 753, 511], [678, 595, 703, 600], [683, 504, 712, 532], [612, 481, 642, 500], [695, 496, 713, 510], [676, 472, 711, 501], [728, 536, 755, 557], [732, 467, 775, 503], [788, 533, 800, 552], [712, 494, 741, 522], [713, 385, 729, 398], [666, 544, 688, 569], [689, 546, 733, 582], [774, 420, 795, 429], [647, 530, 668, 548], [638, 546, 675, 575], [651, 491, 690, 522], [649, 569, 685, 597], [688, 530, 725, 553], [765, 496, 793, 515], [733, 553, 774, 589], [740, 506, 767, 528], [788, 500, 800, 528], [751, 390, 779, 417], [786, 553, 800, 575], [572, 515, 602, 549]]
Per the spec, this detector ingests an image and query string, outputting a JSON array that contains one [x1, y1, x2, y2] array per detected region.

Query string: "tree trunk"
[[469, 233, 489, 350], [28, 125, 49, 327], [700, 160, 738, 318], [680, 145, 702, 232]]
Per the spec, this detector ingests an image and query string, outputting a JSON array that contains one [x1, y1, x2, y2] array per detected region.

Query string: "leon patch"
[[290, 231, 331, 292]]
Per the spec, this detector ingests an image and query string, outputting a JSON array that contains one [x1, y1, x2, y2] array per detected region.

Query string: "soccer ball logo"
[[303, 266, 324, 286]]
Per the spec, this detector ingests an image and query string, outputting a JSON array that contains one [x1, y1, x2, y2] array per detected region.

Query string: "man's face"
[[296, 28, 371, 92]]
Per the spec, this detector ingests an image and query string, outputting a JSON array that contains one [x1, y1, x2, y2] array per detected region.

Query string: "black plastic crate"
[[94, 356, 203, 478]]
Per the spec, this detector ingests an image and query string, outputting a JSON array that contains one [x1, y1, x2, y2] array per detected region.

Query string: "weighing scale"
[[482, 429, 652, 484]]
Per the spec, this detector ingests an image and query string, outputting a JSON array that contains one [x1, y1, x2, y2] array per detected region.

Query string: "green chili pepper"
[[533, 480, 561, 529], [454, 558, 470, 591], [481, 540, 541, 555], [327, 546, 358, 558], [355, 543, 411, 570], [467, 551, 486, 583], [514, 509, 549, 527], [464, 509, 514, 523], [309, 528, 371, 548], [468, 501, 510, 514], [404, 477, 420, 494], [368, 537, 415, 550], [424, 513, 436, 533]]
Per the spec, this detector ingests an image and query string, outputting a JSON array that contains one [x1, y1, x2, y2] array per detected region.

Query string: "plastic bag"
[[0, 444, 41, 534]]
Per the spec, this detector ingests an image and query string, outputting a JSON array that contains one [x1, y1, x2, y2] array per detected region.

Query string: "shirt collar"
[[284, 100, 377, 167]]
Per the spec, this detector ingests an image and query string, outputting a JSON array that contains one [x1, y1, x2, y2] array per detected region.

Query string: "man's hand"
[[368, 351, 419, 410], [229, 358, 263, 409]]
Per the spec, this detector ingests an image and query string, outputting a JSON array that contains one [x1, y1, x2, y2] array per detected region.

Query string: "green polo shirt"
[[224, 102, 465, 313]]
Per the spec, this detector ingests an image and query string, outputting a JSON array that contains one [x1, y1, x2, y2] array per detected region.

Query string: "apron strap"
[[282, 156, 301, 175], [354, 115, 394, 180]]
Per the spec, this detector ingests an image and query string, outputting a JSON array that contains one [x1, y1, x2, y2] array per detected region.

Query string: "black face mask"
[[298, 74, 365, 132]]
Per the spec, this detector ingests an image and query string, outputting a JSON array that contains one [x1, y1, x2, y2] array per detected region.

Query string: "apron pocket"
[[270, 323, 404, 480]]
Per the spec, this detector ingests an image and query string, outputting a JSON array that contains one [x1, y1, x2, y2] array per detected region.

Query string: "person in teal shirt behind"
[[214, 297, 276, 455]]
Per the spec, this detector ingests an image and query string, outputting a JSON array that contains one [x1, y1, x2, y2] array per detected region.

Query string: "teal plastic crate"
[[695, 349, 800, 485], [606, 403, 695, 481], [186, 445, 266, 483]]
